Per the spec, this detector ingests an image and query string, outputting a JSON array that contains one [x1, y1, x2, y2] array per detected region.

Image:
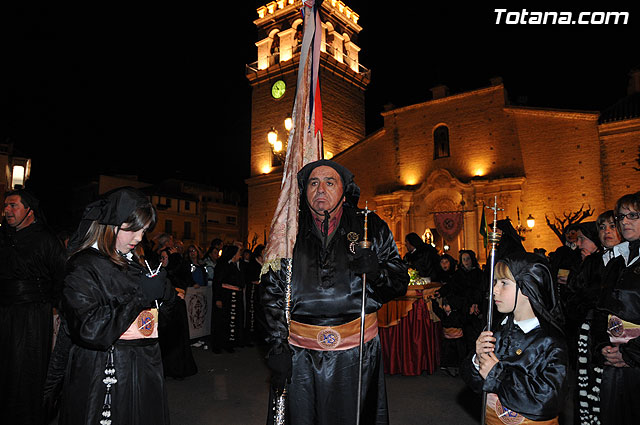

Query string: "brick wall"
[[511, 108, 605, 251], [599, 118, 640, 208]]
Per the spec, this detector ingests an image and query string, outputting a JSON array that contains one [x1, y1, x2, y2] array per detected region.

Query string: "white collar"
[[612, 241, 639, 266], [94, 241, 134, 261], [501, 316, 540, 334], [602, 249, 615, 266]]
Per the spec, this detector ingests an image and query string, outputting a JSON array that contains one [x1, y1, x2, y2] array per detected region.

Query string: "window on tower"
[[433, 125, 450, 159]]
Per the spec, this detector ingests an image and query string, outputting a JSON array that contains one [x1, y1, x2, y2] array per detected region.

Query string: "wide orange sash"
[[485, 393, 558, 425], [289, 313, 378, 351], [120, 308, 158, 340]]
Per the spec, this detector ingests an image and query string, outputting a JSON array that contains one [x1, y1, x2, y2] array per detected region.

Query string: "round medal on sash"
[[137, 310, 155, 337], [317, 328, 341, 349], [608, 316, 624, 337], [494, 398, 525, 425]]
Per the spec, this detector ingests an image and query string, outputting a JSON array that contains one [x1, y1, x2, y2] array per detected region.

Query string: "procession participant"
[[0, 189, 66, 425], [461, 252, 568, 425], [212, 244, 245, 353], [588, 192, 640, 424], [58, 187, 174, 424], [261, 159, 409, 425], [404, 232, 439, 280]]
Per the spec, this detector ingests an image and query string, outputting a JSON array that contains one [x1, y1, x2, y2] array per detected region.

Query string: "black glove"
[[350, 246, 380, 275], [266, 345, 292, 394], [140, 268, 168, 304]]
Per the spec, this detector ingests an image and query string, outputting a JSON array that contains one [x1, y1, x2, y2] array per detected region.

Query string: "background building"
[[246, 1, 640, 260], [70, 175, 248, 249]]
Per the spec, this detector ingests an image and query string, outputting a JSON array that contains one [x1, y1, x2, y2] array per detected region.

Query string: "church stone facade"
[[246, 1, 640, 260]]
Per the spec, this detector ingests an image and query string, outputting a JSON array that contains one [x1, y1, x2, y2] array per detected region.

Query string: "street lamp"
[[526, 214, 535, 229], [514, 206, 534, 239], [11, 158, 31, 189], [267, 117, 292, 164]]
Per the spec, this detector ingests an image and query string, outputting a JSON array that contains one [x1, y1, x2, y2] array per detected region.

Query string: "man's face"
[[306, 166, 344, 217], [3, 194, 34, 230]]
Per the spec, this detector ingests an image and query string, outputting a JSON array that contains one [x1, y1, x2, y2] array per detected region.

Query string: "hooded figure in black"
[[260, 159, 408, 425], [562, 221, 604, 355], [0, 189, 66, 425], [54, 187, 175, 425], [403, 232, 440, 280], [212, 244, 245, 352], [461, 252, 568, 424]]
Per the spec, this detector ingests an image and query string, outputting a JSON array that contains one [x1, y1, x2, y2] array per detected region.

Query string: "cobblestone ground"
[[166, 344, 483, 425]]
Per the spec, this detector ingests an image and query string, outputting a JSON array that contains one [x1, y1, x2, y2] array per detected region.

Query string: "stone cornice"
[[381, 85, 505, 117], [505, 105, 599, 120]]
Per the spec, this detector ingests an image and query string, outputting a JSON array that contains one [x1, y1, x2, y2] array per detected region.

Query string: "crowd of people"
[[2, 180, 640, 424], [403, 192, 640, 424]]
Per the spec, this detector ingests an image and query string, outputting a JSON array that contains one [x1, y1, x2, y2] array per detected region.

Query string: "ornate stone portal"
[[374, 168, 526, 263]]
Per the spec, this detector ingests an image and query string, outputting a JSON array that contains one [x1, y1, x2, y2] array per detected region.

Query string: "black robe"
[[461, 317, 568, 421], [58, 248, 173, 425], [159, 255, 197, 379], [213, 259, 245, 349], [261, 206, 408, 425], [590, 250, 640, 425], [0, 221, 66, 425], [404, 244, 440, 280]]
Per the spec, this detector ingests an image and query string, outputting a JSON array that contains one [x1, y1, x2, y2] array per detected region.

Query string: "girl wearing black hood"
[[461, 252, 568, 425], [57, 187, 174, 425]]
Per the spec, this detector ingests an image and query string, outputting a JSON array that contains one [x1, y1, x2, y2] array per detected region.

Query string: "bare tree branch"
[[545, 204, 595, 244]]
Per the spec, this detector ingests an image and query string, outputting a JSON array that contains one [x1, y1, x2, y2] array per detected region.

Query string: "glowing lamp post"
[[11, 158, 31, 190]]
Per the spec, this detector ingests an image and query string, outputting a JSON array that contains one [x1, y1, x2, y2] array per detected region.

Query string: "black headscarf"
[[499, 252, 564, 335], [566, 221, 602, 252], [405, 232, 426, 250], [67, 187, 153, 254]]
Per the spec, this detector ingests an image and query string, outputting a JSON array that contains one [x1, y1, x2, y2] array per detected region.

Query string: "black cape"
[[58, 248, 173, 425], [461, 317, 568, 421]]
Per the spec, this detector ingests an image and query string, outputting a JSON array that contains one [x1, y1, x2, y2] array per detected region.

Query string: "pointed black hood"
[[499, 251, 565, 334]]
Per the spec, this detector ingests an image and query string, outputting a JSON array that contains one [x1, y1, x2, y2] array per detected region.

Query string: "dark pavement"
[[166, 344, 483, 425]]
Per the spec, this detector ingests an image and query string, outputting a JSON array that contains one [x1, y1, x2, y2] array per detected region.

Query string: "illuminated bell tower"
[[245, 0, 370, 243]]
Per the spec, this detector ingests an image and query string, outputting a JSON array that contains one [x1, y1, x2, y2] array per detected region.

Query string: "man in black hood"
[[261, 159, 409, 425], [0, 189, 66, 425]]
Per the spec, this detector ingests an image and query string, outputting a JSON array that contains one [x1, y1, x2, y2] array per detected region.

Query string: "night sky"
[[1, 2, 638, 226]]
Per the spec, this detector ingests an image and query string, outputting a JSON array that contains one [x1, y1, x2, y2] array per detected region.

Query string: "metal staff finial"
[[481, 195, 503, 425], [357, 201, 375, 249], [355, 201, 375, 425]]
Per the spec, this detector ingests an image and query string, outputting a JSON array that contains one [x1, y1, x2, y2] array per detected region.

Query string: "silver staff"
[[356, 202, 375, 425], [274, 258, 293, 425], [481, 196, 503, 425]]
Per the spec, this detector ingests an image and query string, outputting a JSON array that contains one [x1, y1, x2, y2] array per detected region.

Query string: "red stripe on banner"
[[314, 81, 323, 137]]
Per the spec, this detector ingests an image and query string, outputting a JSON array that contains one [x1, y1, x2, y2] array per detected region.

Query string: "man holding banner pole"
[[260, 159, 408, 424]]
